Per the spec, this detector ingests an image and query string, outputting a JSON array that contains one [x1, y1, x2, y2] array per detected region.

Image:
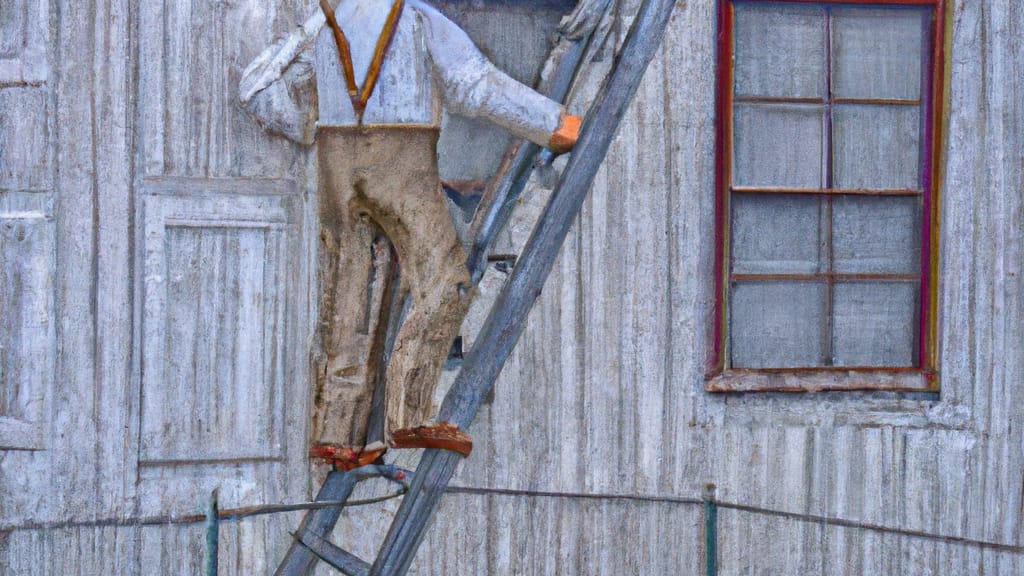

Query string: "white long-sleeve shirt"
[[242, 0, 564, 146]]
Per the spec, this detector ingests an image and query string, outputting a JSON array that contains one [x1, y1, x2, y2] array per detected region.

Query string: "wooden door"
[[133, 0, 315, 570]]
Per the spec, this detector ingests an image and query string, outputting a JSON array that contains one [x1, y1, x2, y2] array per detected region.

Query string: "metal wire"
[[6, 483, 1023, 556], [1, 467, 411, 532], [444, 486, 1024, 555]]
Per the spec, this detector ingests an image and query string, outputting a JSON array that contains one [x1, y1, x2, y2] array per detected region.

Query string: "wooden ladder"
[[273, 0, 676, 572]]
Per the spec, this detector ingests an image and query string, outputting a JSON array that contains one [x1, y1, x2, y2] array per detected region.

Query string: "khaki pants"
[[312, 126, 472, 449]]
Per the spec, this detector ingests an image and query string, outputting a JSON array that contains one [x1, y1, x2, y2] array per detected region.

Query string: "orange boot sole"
[[309, 444, 387, 471], [390, 422, 472, 457]]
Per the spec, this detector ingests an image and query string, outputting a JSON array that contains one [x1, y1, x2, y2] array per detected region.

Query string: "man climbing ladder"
[[239, 0, 580, 470], [234, 0, 676, 572]]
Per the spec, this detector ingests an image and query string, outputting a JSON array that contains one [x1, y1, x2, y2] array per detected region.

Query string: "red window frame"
[[708, 0, 947, 392]]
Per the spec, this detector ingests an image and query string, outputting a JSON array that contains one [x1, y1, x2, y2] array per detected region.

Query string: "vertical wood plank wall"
[[0, 0, 1021, 574]]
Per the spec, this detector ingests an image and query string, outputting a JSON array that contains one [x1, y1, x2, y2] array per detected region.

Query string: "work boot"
[[309, 442, 387, 471]]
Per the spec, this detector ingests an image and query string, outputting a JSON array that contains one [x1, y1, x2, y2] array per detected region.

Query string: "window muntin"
[[710, 0, 945, 390]]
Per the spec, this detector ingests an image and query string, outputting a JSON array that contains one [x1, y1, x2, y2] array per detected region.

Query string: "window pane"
[[833, 104, 921, 189], [832, 282, 919, 367], [731, 281, 827, 368], [732, 194, 825, 274], [734, 4, 826, 98], [833, 196, 921, 274], [734, 103, 824, 188], [831, 7, 928, 100]]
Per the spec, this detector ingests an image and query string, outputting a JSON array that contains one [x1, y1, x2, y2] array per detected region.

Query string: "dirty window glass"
[[723, 1, 933, 371]]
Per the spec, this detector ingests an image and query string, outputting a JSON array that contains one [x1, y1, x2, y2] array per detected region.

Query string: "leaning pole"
[[369, 0, 680, 573]]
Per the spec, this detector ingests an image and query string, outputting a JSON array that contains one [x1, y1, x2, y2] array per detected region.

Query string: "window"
[[708, 0, 946, 392]]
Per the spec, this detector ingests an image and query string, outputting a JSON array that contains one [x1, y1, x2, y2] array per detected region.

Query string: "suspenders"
[[319, 0, 406, 124]]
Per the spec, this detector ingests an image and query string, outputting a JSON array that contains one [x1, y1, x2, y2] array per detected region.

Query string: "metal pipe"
[[704, 484, 717, 576], [205, 489, 219, 576]]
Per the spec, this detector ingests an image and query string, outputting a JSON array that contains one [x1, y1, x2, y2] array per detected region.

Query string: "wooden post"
[[368, 0, 679, 573]]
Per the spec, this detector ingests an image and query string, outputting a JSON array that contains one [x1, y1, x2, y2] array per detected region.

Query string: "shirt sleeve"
[[239, 37, 318, 145], [414, 1, 564, 148]]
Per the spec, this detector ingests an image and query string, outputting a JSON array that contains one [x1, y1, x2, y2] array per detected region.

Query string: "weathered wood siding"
[[2, 0, 315, 570], [1, 0, 1022, 574], [424, 0, 1023, 573], [133, 0, 312, 565]]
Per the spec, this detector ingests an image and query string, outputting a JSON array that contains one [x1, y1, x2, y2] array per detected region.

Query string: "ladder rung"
[[297, 529, 371, 576], [274, 465, 408, 575], [274, 470, 358, 575]]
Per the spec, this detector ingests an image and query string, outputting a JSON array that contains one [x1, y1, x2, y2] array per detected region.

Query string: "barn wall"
[[436, 0, 1024, 573], [1, 0, 317, 570], [0, 0, 1021, 574]]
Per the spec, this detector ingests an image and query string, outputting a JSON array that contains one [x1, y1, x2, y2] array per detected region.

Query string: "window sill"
[[706, 368, 936, 394]]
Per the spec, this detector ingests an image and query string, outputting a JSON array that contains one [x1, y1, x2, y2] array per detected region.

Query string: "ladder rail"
[[465, 0, 614, 285], [275, 465, 405, 575], [275, 470, 361, 575], [465, 37, 589, 283], [370, 0, 679, 571]]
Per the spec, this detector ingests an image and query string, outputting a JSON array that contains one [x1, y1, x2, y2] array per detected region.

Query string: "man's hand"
[[549, 112, 582, 154]]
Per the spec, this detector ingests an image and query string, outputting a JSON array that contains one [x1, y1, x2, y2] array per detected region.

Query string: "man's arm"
[[238, 27, 320, 145], [239, 8, 325, 103], [416, 1, 580, 152]]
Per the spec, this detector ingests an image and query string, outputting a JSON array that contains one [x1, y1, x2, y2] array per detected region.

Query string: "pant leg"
[[312, 132, 383, 449], [368, 181, 471, 437], [314, 126, 473, 448], [339, 128, 473, 440]]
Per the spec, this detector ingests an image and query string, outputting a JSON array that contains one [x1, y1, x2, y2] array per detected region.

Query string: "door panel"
[[137, 178, 303, 517], [0, 0, 47, 86], [0, 192, 54, 451], [138, 0, 303, 178]]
